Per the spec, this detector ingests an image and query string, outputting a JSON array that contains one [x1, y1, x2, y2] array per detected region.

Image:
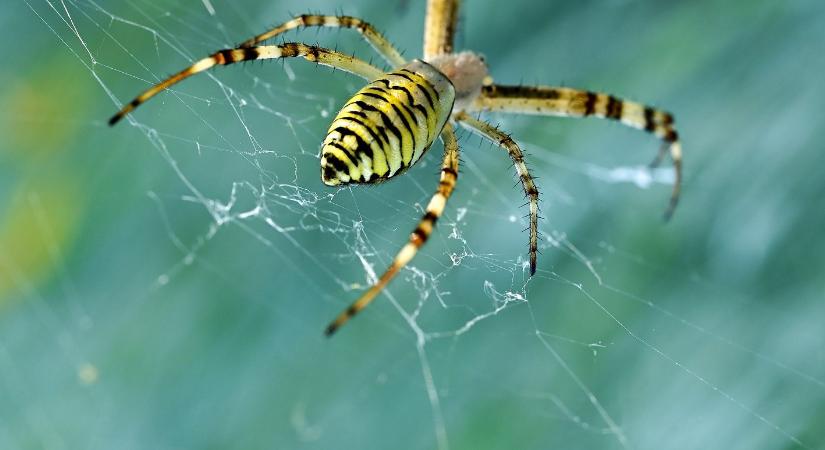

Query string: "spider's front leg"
[[108, 43, 384, 125], [238, 14, 406, 67], [325, 124, 461, 336], [423, 0, 461, 59], [472, 84, 683, 219], [454, 111, 540, 276]]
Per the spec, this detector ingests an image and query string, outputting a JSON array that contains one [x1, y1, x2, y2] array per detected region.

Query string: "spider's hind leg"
[[454, 111, 540, 276], [325, 124, 461, 336]]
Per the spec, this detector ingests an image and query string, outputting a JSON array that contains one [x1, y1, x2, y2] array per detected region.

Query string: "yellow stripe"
[[377, 79, 433, 164], [346, 91, 406, 174], [356, 88, 418, 167], [337, 112, 393, 177], [390, 72, 441, 136], [322, 145, 360, 182], [331, 117, 390, 177], [338, 101, 402, 175]]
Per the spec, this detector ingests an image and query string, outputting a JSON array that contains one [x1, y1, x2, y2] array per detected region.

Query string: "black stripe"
[[483, 85, 561, 100], [331, 127, 374, 161], [241, 47, 260, 61], [327, 141, 364, 182], [361, 90, 418, 147], [415, 81, 436, 111], [606, 95, 622, 120], [362, 91, 416, 150], [327, 141, 358, 167], [373, 88, 422, 146], [323, 165, 338, 182], [376, 78, 391, 88], [343, 114, 387, 149], [394, 71, 416, 83], [335, 127, 374, 161], [643, 107, 656, 132], [441, 167, 458, 178], [328, 140, 350, 153], [411, 79, 437, 111], [345, 110, 391, 147], [217, 49, 233, 62], [389, 102, 417, 152], [400, 70, 441, 107], [324, 153, 350, 173], [389, 84, 414, 103], [390, 85, 430, 119], [219, 49, 254, 64], [279, 43, 301, 57], [423, 211, 438, 223], [305, 45, 320, 60], [584, 91, 597, 116], [412, 227, 429, 243], [363, 86, 395, 99], [389, 86, 430, 140], [361, 91, 390, 103], [352, 101, 403, 146], [394, 72, 436, 110], [339, 115, 387, 178]]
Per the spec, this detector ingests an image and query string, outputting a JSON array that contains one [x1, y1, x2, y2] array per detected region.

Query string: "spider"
[[109, 0, 682, 336]]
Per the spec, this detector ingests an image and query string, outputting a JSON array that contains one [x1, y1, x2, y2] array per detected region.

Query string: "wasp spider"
[[109, 0, 683, 336]]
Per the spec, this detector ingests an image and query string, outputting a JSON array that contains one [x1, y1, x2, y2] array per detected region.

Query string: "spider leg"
[[325, 124, 460, 336], [471, 84, 683, 219], [423, 0, 461, 60], [238, 14, 406, 67], [649, 143, 669, 169], [454, 111, 539, 275], [109, 43, 384, 125]]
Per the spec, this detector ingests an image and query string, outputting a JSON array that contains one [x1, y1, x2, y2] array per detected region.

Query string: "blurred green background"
[[2, 0, 824, 449]]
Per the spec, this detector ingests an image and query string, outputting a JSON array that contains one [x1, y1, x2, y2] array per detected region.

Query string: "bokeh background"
[[2, 1, 824, 449]]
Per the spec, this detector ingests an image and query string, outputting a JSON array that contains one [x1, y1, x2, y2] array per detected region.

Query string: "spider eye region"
[[320, 60, 455, 187]]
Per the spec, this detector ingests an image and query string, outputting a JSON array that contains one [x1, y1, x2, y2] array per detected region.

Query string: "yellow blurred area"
[[0, 179, 84, 308], [0, 56, 90, 308], [1, 56, 90, 159], [77, 362, 100, 385]]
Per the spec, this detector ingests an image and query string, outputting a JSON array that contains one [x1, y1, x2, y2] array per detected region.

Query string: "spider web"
[[6, 0, 825, 449]]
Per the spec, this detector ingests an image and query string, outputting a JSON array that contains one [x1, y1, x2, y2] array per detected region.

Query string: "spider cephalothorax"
[[428, 51, 490, 108], [109, 1, 683, 336]]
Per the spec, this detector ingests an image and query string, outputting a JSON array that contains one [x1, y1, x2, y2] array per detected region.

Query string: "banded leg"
[[471, 84, 683, 219], [454, 111, 539, 276], [239, 14, 406, 67], [325, 124, 460, 336], [109, 43, 384, 125], [423, 0, 461, 59]]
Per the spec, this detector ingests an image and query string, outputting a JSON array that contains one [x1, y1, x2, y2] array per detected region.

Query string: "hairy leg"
[[325, 123, 460, 336], [423, 0, 461, 60], [454, 111, 539, 275], [109, 43, 384, 125], [239, 14, 406, 67], [472, 84, 682, 219]]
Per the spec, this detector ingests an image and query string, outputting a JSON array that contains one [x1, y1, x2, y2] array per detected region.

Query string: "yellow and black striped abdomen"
[[320, 60, 455, 185]]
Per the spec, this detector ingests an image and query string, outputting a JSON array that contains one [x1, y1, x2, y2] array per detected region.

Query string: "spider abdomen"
[[320, 60, 455, 185]]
